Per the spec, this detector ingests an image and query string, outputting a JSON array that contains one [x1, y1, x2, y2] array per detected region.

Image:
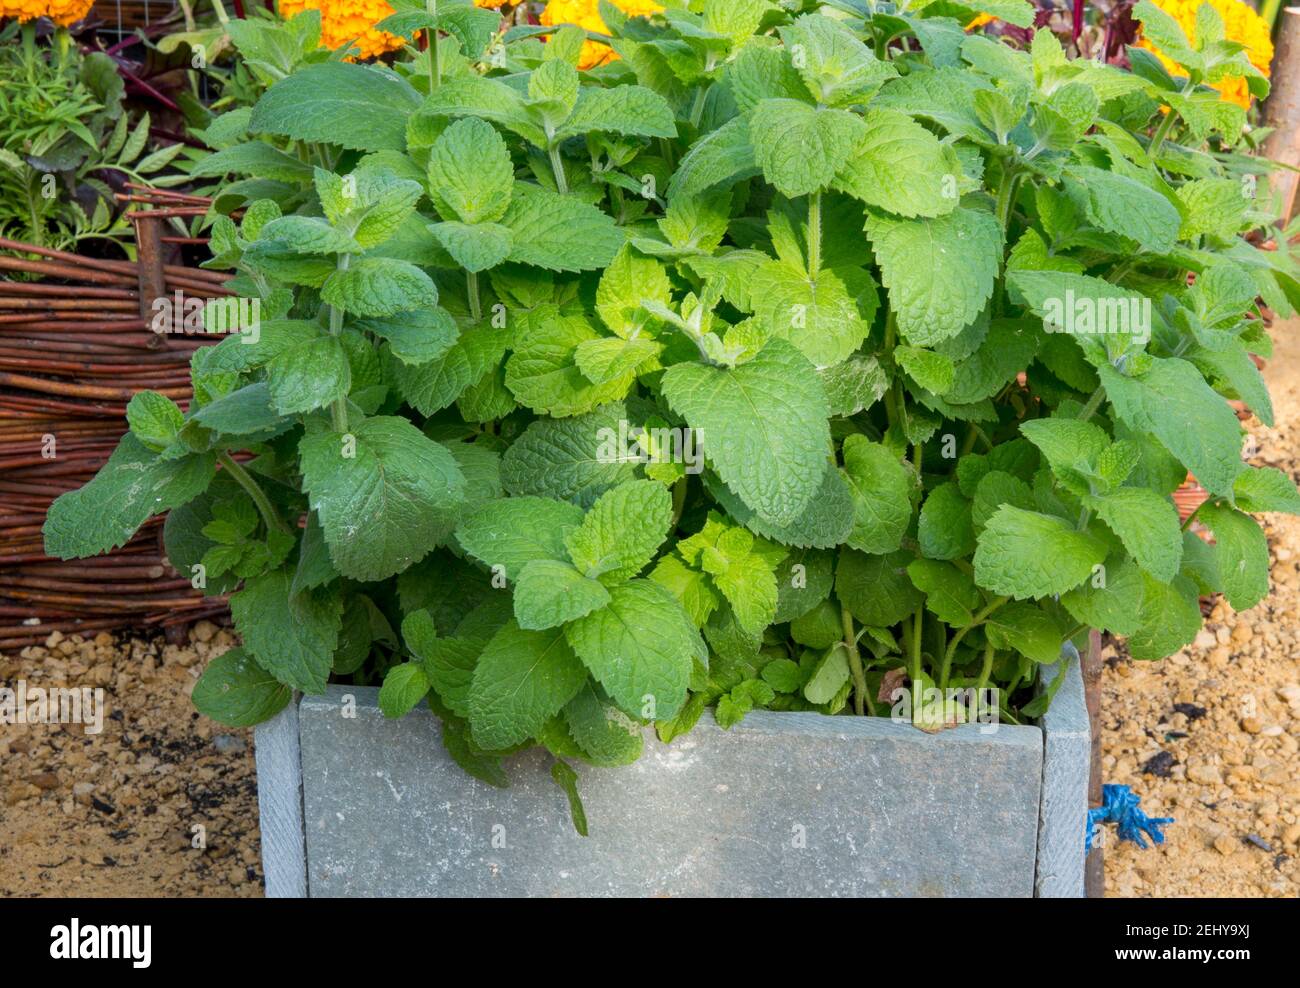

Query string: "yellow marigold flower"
[[0, 0, 92, 25], [278, 0, 406, 61], [475, 0, 508, 6], [966, 13, 996, 30], [541, 0, 663, 70], [1137, 0, 1272, 108]]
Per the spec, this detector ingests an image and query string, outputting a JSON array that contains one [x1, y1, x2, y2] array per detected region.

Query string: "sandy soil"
[[1101, 319, 1300, 897], [0, 624, 262, 897]]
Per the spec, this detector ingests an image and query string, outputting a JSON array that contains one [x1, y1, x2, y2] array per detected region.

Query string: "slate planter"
[[255, 653, 1089, 898]]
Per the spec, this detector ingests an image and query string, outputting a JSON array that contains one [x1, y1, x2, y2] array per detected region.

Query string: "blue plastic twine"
[[1085, 784, 1174, 851]]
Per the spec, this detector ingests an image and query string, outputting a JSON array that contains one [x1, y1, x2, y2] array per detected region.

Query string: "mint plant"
[[44, 0, 1300, 828]]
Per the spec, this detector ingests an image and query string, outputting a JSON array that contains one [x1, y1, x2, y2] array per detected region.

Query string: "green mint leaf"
[[667, 116, 759, 201], [866, 206, 1002, 346], [755, 260, 877, 368], [501, 183, 624, 272], [44, 435, 215, 560], [1086, 488, 1183, 583], [907, 558, 981, 627], [974, 505, 1107, 599], [560, 85, 677, 140], [378, 662, 431, 718], [1233, 466, 1300, 514], [191, 647, 292, 727], [564, 480, 673, 584], [661, 340, 831, 527], [836, 549, 924, 629], [565, 579, 703, 722], [505, 310, 634, 416], [126, 391, 184, 452], [267, 335, 351, 415], [841, 435, 912, 555], [259, 215, 361, 255], [563, 682, 644, 767], [1065, 166, 1180, 254], [231, 569, 342, 694], [249, 62, 421, 152], [468, 620, 589, 750], [455, 495, 585, 580], [1127, 573, 1202, 660], [833, 108, 959, 218], [299, 417, 466, 582], [984, 602, 1066, 664], [1197, 502, 1269, 610], [919, 482, 976, 561], [749, 100, 864, 198], [513, 559, 612, 631], [427, 117, 514, 225], [428, 221, 513, 273], [778, 13, 897, 107], [321, 257, 439, 317], [804, 643, 851, 704], [500, 405, 639, 508]]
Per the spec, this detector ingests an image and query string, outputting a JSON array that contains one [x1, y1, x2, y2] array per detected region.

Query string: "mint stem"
[[841, 605, 870, 716], [807, 190, 822, 278], [549, 144, 568, 194], [218, 452, 291, 536]]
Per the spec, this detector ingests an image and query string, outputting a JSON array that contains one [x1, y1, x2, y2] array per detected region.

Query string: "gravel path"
[[0, 624, 262, 897], [1101, 319, 1300, 897]]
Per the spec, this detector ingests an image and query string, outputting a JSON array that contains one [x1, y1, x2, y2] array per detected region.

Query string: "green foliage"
[[45, 2, 1300, 828]]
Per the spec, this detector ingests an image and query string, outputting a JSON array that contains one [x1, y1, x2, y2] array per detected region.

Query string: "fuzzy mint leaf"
[[427, 117, 514, 225], [258, 216, 361, 255], [667, 116, 760, 201], [44, 435, 215, 560], [501, 183, 624, 272], [467, 620, 589, 750], [564, 480, 673, 584], [661, 340, 831, 527], [559, 85, 678, 140], [1086, 489, 1183, 583], [906, 558, 980, 627], [974, 505, 1108, 599], [563, 683, 644, 767], [499, 405, 639, 508], [505, 310, 634, 417], [513, 559, 612, 630], [866, 206, 1002, 346], [455, 496, 585, 581], [1128, 573, 1202, 659], [778, 14, 898, 107], [565, 579, 703, 722], [429, 221, 513, 273], [249, 62, 421, 152], [266, 335, 351, 415], [1197, 502, 1269, 611], [231, 569, 342, 694], [841, 435, 912, 555], [191, 647, 292, 727], [833, 109, 959, 219], [299, 417, 466, 582], [1098, 357, 1243, 498], [1233, 466, 1300, 514], [1065, 166, 1181, 254], [125, 391, 184, 452], [749, 100, 864, 198], [983, 602, 1066, 664], [378, 662, 430, 718], [755, 260, 877, 368], [321, 258, 438, 317]]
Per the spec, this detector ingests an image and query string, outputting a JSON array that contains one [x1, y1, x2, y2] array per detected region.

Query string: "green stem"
[[218, 452, 291, 535], [1147, 105, 1178, 162], [669, 475, 688, 529], [995, 163, 1020, 232], [424, 1, 441, 91], [467, 270, 481, 323], [807, 190, 822, 278], [327, 254, 351, 433], [941, 595, 1009, 677], [1077, 386, 1105, 423], [548, 144, 569, 194], [841, 606, 871, 716], [975, 640, 995, 691]]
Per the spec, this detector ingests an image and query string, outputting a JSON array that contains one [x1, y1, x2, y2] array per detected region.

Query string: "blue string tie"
[[1085, 783, 1174, 851]]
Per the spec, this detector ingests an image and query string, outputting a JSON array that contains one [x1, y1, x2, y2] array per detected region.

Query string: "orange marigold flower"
[[0, 0, 93, 25], [966, 13, 996, 30], [278, 0, 405, 61], [1137, 0, 1272, 108], [541, 0, 663, 69]]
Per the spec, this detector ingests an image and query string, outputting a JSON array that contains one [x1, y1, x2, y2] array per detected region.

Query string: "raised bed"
[[255, 655, 1088, 898]]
